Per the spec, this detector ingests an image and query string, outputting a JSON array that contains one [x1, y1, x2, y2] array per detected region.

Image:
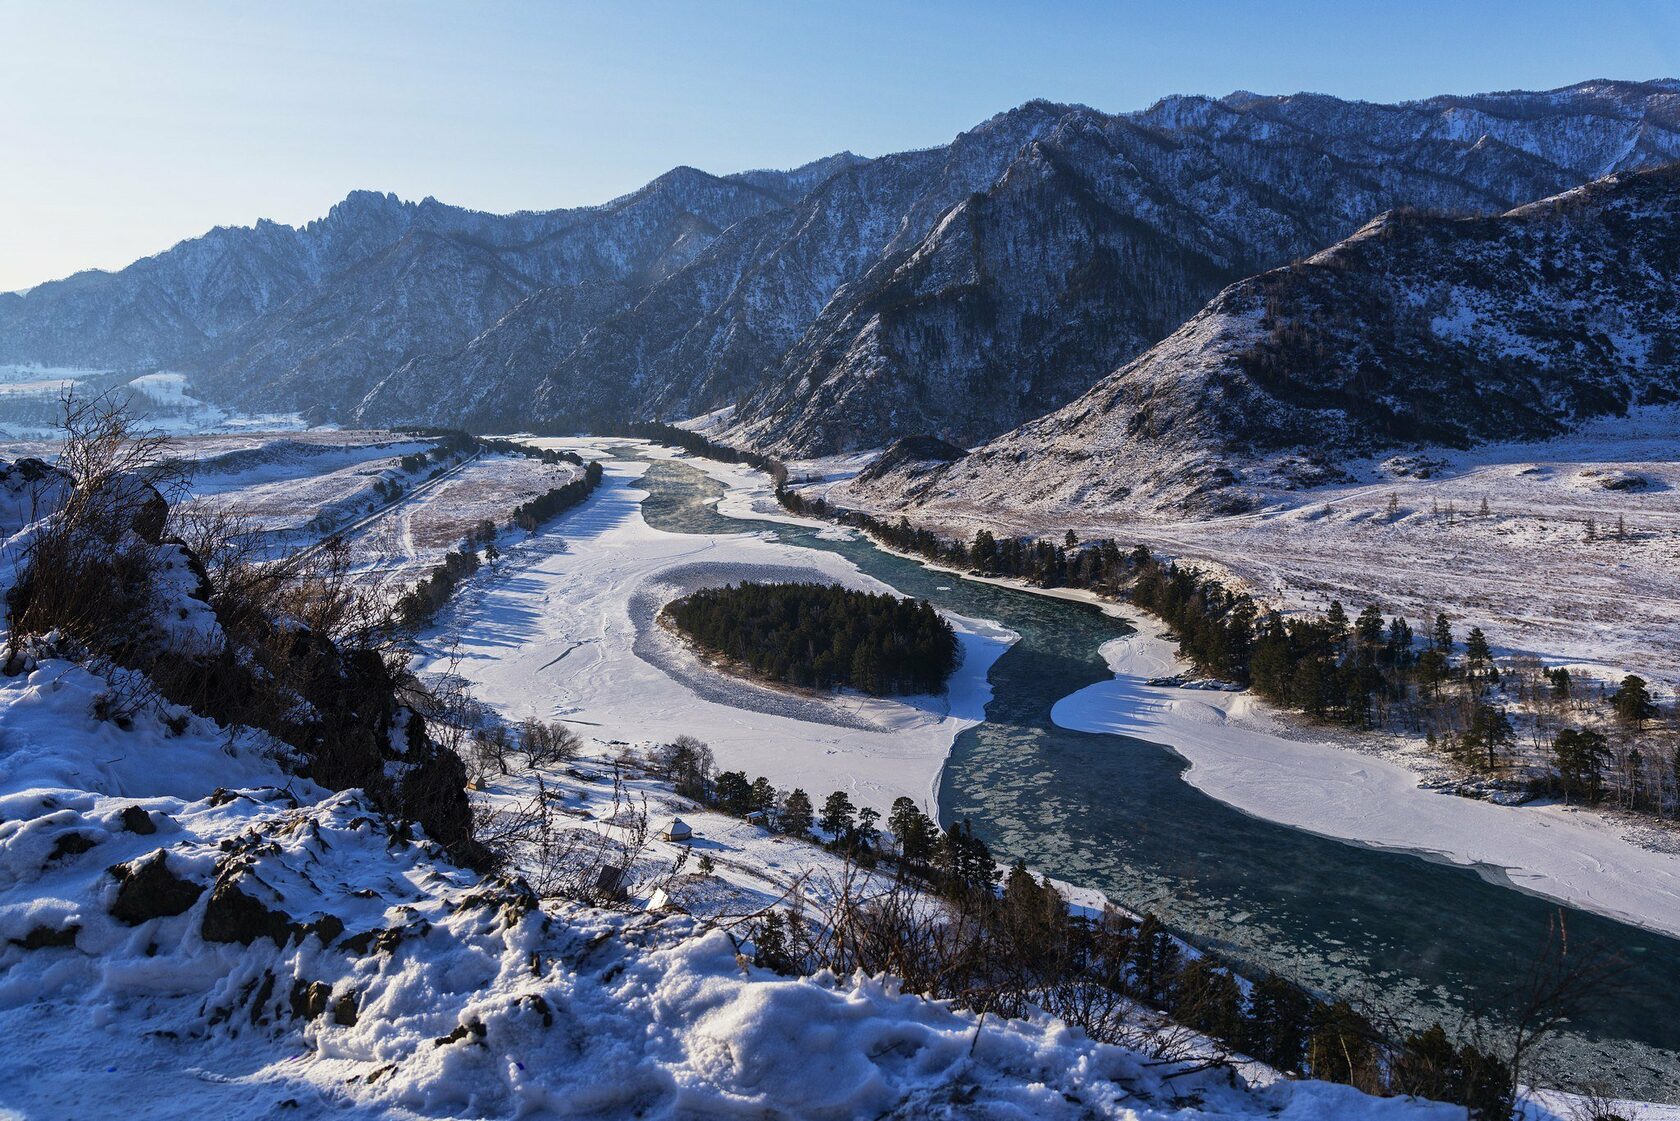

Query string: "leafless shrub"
[[472, 726, 517, 778], [7, 391, 184, 662], [1560, 1084, 1637, 1121], [520, 718, 581, 768]]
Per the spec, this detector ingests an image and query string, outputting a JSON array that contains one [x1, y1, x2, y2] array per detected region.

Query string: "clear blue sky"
[[3, 0, 1678, 291]]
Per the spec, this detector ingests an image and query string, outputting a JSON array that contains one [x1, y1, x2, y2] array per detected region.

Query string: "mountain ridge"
[[4, 80, 1679, 458], [842, 162, 1680, 518]]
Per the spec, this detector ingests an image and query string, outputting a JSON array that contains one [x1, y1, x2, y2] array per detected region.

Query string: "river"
[[632, 451, 1680, 1099]]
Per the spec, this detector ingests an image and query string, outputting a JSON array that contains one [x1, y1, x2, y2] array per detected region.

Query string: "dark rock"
[[290, 979, 332, 1021], [47, 832, 98, 862], [200, 869, 294, 946], [119, 806, 157, 834], [9, 923, 80, 950], [304, 913, 345, 947], [108, 851, 206, 925], [433, 1019, 486, 1047], [331, 991, 359, 1027], [249, 970, 277, 1027]]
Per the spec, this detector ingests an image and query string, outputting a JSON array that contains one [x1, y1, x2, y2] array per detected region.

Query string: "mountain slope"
[[731, 80, 1680, 456], [4, 80, 1679, 444], [846, 163, 1680, 517], [0, 163, 842, 416]]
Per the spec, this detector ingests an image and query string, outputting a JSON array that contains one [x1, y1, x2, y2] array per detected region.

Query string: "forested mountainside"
[[729, 81, 1680, 455], [3, 81, 1678, 445], [846, 163, 1680, 517]]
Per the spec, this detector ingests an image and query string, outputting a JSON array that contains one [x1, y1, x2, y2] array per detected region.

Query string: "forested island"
[[661, 582, 958, 696]]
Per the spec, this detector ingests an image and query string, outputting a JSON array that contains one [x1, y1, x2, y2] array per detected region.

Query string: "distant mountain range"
[[848, 163, 1680, 516], [4, 79, 1679, 484]]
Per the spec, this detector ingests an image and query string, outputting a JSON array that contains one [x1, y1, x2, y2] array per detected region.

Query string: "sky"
[[2, 0, 1678, 292]]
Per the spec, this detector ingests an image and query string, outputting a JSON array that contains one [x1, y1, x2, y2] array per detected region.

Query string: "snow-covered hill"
[[0, 653, 1475, 1120], [0, 442, 1465, 1119], [848, 162, 1680, 516]]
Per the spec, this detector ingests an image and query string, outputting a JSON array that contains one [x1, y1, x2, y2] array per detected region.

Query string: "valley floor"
[[679, 438, 1680, 943], [1052, 610, 1680, 941], [827, 407, 1680, 687], [414, 442, 1014, 816]]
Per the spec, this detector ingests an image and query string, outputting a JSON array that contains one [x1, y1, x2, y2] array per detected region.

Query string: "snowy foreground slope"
[[0, 449, 1470, 1117], [0, 662, 1466, 1119]]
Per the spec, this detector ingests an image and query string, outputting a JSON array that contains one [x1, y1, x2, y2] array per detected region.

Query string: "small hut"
[[661, 817, 693, 842]]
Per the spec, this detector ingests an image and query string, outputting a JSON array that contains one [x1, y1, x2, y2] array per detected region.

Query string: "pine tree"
[[1465, 626, 1493, 675], [1242, 975, 1315, 1073], [888, 797, 935, 861], [855, 806, 880, 851], [1431, 613, 1453, 655], [1614, 675, 1657, 728], [1555, 727, 1611, 801], [1325, 600, 1349, 651], [1547, 666, 1572, 699], [819, 790, 857, 841], [1354, 604, 1385, 652], [779, 788, 814, 837], [713, 770, 752, 815]]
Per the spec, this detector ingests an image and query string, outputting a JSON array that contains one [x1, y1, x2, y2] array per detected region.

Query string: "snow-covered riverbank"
[[419, 446, 1014, 815], [575, 438, 1680, 942], [1051, 612, 1680, 941]]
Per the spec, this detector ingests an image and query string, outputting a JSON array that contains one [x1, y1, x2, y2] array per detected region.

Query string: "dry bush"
[[520, 718, 581, 768], [6, 392, 184, 662]]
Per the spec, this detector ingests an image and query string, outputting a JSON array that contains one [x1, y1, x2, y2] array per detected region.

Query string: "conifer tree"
[[779, 788, 814, 837], [1614, 674, 1657, 728], [1555, 727, 1611, 801], [819, 790, 857, 841], [888, 796, 936, 861], [1465, 626, 1493, 680]]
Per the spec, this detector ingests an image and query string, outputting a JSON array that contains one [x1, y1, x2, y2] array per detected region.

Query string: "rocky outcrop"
[[108, 851, 206, 925]]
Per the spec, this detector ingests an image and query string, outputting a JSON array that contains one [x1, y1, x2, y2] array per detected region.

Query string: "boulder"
[[108, 851, 205, 925]]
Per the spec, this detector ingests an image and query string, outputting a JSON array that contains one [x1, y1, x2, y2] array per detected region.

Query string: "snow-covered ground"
[[417, 443, 1014, 816], [830, 406, 1680, 691], [6, 428, 1678, 1116], [0, 653, 1488, 1120], [1052, 609, 1680, 941], [498, 439, 1680, 942]]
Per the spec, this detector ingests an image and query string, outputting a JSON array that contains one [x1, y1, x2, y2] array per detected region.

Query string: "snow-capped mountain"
[[847, 162, 1680, 517], [0, 162, 848, 416], [730, 80, 1680, 456], [2, 81, 1678, 444]]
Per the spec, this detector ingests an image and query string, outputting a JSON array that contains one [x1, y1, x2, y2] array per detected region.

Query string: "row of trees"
[[778, 484, 1678, 816], [643, 724, 1589, 1117], [511, 458, 603, 531], [662, 581, 959, 696], [395, 459, 603, 626], [622, 421, 788, 483]]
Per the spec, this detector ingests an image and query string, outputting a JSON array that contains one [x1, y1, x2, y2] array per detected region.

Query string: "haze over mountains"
[[4, 79, 1679, 493]]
